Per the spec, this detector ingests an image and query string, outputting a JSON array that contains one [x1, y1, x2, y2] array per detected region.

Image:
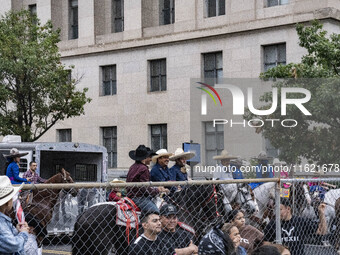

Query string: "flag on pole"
[[13, 193, 25, 224]]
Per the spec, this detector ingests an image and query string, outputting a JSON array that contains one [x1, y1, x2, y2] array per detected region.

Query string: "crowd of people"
[[0, 145, 338, 255]]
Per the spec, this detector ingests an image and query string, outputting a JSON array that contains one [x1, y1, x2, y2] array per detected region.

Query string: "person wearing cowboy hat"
[[255, 151, 273, 178], [150, 149, 174, 182], [0, 175, 30, 254], [4, 148, 31, 184], [212, 150, 238, 180], [249, 151, 274, 190], [127, 145, 169, 214], [108, 178, 125, 202], [169, 148, 195, 181], [229, 157, 245, 180]]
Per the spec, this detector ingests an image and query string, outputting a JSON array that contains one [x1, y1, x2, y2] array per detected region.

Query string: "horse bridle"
[[235, 184, 253, 205], [167, 185, 223, 223]]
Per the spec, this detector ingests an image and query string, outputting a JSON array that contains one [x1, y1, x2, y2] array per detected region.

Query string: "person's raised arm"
[[316, 203, 327, 235]]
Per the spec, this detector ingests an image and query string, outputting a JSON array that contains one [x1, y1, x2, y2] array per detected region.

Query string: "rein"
[[168, 185, 222, 224]]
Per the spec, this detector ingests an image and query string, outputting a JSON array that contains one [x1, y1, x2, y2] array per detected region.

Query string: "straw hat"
[[257, 151, 270, 160], [3, 148, 28, 158], [230, 156, 243, 166], [0, 176, 23, 206], [213, 150, 237, 160], [110, 178, 125, 184], [169, 148, 195, 161], [152, 149, 173, 163]]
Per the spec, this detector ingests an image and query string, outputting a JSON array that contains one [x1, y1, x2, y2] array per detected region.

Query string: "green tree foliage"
[[0, 10, 91, 141], [245, 20, 340, 164]]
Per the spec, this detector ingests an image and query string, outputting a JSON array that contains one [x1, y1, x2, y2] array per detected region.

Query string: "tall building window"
[[101, 65, 117, 96], [29, 4, 37, 16], [102, 127, 117, 168], [112, 0, 124, 33], [66, 70, 72, 83], [160, 0, 175, 25], [205, 122, 224, 166], [203, 52, 223, 84], [28, 4, 37, 25], [206, 0, 225, 17], [58, 129, 72, 142], [150, 124, 167, 151], [150, 59, 166, 92], [69, 0, 78, 39], [267, 0, 289, 7], [263, 43, 286, 72]]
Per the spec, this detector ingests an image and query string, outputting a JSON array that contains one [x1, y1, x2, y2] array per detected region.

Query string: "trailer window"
[[75, 164, 97, 182], [19, 159, 28, 172]]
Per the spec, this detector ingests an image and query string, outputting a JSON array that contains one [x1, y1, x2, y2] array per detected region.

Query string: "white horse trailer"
[[0, 138, 108, 236]]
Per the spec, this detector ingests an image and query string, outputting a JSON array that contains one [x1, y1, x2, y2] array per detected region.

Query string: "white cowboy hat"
[[213, 150, 237, 160], [110, 178, 125, 184], [0, 176, 23, 206], [230, 156, 243, 166], [169, 148, 195, 161], [152, 149, 173, 163], [257, 151, 271, 160], [3, 148, 28, 158]]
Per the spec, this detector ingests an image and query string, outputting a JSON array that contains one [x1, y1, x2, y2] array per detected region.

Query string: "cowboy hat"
[[3, 148, 28, 158], [230, 156, 243, 166], [0, 176, 24, 207], [129, 145, 155, 161], [146, 147, 157, 157], [257, 151, 271, 160], [110, 178, 125, 184], [169, 148, 195, 161], [213, 150, 237, 160], [152, 149, 173, 163]]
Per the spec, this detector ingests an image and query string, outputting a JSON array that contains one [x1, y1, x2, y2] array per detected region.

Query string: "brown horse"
[[334, 197, 340, 251], [20, 168, 77, 244]]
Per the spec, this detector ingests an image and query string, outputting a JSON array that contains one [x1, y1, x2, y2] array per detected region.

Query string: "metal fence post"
[[275, 181, 282, 244]]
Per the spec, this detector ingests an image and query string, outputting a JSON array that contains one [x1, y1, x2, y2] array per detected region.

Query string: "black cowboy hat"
[[129, 145, 155, 161], [25, 213, 48, 238], [146, 147, 157, 157]]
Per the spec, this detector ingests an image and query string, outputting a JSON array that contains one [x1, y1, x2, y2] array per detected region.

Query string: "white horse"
[[251, 182, 276, 219], [220, 183, 259, 215], [252, 182, 313, 220], [322, 189, 340, 229]]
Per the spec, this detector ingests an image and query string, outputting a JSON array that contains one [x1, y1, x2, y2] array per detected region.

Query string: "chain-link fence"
[[15, 178, 340, 255]]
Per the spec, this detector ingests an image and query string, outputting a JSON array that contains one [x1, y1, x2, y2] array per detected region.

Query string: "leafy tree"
[[0, 10, 91, 142], [245, 20, 340, 165]]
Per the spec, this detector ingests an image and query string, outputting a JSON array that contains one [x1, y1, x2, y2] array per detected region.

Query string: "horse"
[[219, 182, 259, 215], [72, 184, 226, 255], [319, 188, 340, 231], [20, 168, 77, 245], [251, 181, 312, 229]]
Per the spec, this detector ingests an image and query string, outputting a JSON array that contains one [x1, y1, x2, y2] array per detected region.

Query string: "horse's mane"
[[44, 172, 63, 184]]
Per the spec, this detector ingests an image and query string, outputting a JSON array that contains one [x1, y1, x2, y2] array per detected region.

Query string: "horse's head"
[[58, 168, 74, 183], [173, 184, 225, 242], [57, 168, 78, 197], [235, 183, 259, 215]]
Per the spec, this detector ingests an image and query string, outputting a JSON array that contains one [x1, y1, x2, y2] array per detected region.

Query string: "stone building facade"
[[1, 0, 340, 172]]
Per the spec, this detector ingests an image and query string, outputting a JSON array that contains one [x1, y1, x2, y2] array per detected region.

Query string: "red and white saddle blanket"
[[115, 197, 141, 229], [89, 197, 140, 244]]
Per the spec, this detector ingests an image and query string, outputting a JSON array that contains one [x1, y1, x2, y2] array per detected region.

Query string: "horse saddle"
[[115, 197, 141, 229]]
